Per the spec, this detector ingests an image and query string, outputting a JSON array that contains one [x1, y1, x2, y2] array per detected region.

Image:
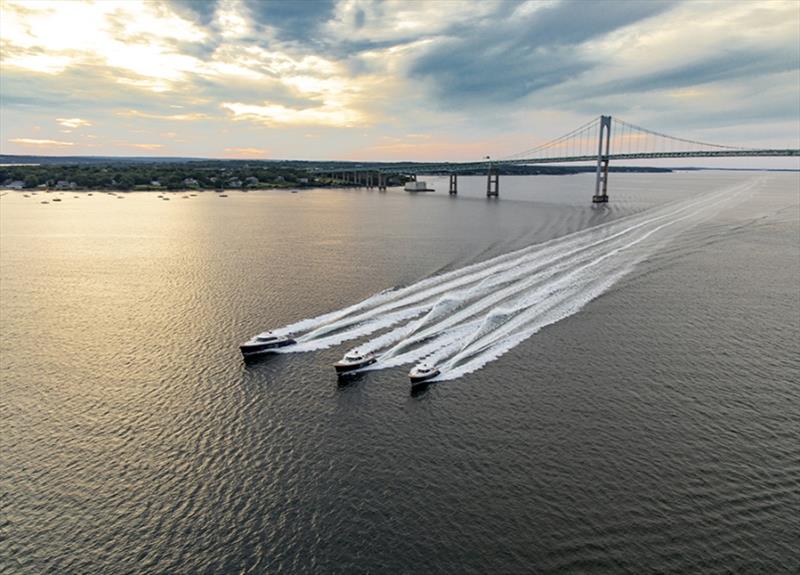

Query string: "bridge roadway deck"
[[321, 149, 799, 175]]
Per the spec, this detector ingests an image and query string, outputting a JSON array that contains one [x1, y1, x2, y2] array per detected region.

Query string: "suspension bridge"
[[322, 115, 799, 203]]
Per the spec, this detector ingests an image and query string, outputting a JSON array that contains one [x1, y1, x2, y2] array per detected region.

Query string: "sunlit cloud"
[[224, 146, 270, 158], [127, 143, 164, 150], [222, 101, 366, 127], [215, 0, 252, 40], [10, 138, 74, 146], [115, 110, 212, 122], [57, 117, 91, 128], [0, 0, 206, 92], [1, 53, 73, 74]]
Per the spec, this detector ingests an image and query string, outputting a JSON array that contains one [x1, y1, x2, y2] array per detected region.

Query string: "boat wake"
[[257, 179, 758, 380]]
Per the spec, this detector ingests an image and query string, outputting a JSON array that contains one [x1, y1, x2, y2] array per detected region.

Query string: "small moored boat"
[[334, 350, 376, 375], [409, 363, 440, 386], [240, 331, 296, 357]]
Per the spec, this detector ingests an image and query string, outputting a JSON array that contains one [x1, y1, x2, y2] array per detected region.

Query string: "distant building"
[[183, 177, 199, 186], [298, 178, 309, 184], [150, 180, 161, 187], [245, 176, 259, 186], [6, 180, 24, 189], [226, 178, 242, 188], [55, 180, 76, 189]]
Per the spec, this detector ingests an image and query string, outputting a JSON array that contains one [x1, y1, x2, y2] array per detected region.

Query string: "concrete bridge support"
[[449, 173, 458, 195], [487, 167, 499, 197], [378, 173, 387, 191], [593, 115, 612, 203]]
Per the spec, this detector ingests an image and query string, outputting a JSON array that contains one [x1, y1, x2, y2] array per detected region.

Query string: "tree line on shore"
[[0, 161, 326, 191], [2, 157, 672, 191]]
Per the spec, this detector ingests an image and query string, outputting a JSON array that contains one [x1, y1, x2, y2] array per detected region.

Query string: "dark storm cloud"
[[409, 0, 677, 105], [243, 0, 337, 41]]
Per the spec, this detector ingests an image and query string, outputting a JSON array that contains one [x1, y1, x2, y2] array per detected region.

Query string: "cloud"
[[224, 146, 269, 157], [222, 101, 365, 127], [244, 0, 337, 42], [115, 110, 213, 122], [10, 138, 74, 146], [166, 0, 219, 26], [408, 0, 676, 105], [128, 143, 165, 150], [57, 118, 92, 128]]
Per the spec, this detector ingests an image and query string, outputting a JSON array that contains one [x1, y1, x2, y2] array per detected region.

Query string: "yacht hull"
[[334, 357, 377, 375], [240, 338, 295, 356]]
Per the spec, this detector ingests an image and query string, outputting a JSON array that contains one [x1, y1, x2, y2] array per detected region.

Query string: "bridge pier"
[[487, 167, 499, 197], [593, 115, 611, 203], [378, 173, 387, 191], [449, 173, 458, 195]]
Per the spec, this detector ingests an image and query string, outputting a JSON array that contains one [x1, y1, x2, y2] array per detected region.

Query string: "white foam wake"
[[254, 177, 758, 380]]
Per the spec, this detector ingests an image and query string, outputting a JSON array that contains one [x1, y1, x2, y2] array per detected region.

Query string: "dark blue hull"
[[334, 357, 376, 375], [240, 338, 295, 356]]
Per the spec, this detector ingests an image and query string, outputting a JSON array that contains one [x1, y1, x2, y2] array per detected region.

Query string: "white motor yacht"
[[334, 350, 376, 375], [240, 331, 296, 357], [409, 363, 440, 386]]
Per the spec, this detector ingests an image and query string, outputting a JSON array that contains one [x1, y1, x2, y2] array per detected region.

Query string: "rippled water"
[[2, 172, 799, 574]]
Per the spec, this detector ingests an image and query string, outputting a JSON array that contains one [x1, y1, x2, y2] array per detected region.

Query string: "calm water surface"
[[1, 172, 799, 574]]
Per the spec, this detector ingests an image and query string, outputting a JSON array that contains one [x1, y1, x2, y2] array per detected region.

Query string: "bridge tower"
[[593, 115, 612, 203], [449, 173, 458, 195], [487, 167, 499, 197]]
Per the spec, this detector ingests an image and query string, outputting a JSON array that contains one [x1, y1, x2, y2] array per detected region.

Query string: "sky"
[[1, 0, 799, 165]]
